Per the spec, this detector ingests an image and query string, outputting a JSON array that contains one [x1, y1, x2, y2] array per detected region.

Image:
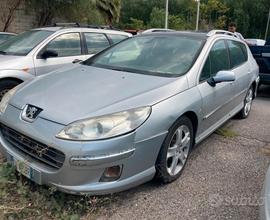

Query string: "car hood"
[[0, 55, 27, 70], [10, 65, 188, 125]]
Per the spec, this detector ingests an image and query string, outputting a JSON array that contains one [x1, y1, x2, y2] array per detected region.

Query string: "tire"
[[237, 86, 254, 119], [0, 80, 20, 101], [155, 116, 194, 183]]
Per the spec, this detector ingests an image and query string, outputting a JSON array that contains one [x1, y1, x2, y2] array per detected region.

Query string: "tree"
[[96, 0, 121, 25], [27, 0, 74, 26], [0, 0, 23, 31]]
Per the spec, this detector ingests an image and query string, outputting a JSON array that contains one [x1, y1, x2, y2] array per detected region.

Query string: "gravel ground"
[[94, 85, 270, 220]]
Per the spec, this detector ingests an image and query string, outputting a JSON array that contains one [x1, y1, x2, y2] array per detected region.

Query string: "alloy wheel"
[[244, 88, 253, 116], [166, 125, 191, 176]]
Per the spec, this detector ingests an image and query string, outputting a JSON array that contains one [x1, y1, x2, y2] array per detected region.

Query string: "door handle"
[[72, 59, 82, 64]]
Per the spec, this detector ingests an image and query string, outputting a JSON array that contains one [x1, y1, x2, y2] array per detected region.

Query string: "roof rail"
[[52, 22, 80, 27], [207, 30, 238, 38], [50, 23, 120, 31]]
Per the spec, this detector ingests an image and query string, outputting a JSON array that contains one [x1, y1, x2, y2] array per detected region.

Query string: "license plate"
[[7, 153, 41, 184], [16, 160, 33, 179]]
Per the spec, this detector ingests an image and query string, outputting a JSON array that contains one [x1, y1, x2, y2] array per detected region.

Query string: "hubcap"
[[244, 89, 253, 116], [166, 125, 191, 176]]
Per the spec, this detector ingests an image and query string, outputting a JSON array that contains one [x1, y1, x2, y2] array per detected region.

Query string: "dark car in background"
[[0, 32, 16, 44], [249, 40, 270, 85]]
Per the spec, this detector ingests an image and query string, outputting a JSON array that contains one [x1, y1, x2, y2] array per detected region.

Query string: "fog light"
[[100, 165, 122, 182]]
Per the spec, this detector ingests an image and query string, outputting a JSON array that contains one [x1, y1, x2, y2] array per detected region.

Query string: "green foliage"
[[215, 128, 238, 138], [96, 0, 122, 25], [129, 18, 145, 29], [0, 162, 118, 220], [149, 7, 165, 28], [120, 0, 270, 38]]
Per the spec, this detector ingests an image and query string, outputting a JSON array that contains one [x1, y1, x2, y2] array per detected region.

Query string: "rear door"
[[197, 40, 236, 134], [83, 32, 110, 60], [34, 32, 86, 75], [226, 40, 250, 105]]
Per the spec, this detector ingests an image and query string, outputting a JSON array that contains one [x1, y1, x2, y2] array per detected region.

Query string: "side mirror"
[[207, 71, 235, 87], [40, 50, 58, 59]]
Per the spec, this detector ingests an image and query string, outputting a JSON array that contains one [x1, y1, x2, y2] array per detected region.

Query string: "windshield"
[[0, 30, 53, 56], [83, 35, 204, 77], [0, 34, 15, 44]]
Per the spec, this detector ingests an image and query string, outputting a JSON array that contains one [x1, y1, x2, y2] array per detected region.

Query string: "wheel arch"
[[0, 77, 24, 84], [251, 81, 257, 99], [181, 111, 198, 143]]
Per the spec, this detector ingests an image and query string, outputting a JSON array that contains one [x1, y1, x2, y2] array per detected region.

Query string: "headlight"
[[0, 86, 20, 114], [56, 107, 151, 141]]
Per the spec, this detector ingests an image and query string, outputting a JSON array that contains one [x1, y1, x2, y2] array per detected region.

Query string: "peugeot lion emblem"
[[22, 104, 43, 122]]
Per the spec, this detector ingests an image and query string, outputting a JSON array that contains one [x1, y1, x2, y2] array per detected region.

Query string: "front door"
[[34, 32, 86, 76], [197, 40, 236, 136]]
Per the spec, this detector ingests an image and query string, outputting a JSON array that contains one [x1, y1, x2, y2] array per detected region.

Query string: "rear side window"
[[45, 33, 81, 57], [107, 34, 128, 44], [227, 40, 247, 68], [200, 40, 230, 81], [84, 33, 110, 54]]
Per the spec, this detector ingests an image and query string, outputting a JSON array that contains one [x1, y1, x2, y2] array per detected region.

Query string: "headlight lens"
[[0, 86, 20, 114], [56, 107, 151, 141]]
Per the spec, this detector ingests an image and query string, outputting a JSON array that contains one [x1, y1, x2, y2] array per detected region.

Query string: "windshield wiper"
[[0, 51, 6, 55]]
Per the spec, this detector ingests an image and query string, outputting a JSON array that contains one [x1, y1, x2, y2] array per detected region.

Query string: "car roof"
[[138, 30, 244, 42], [32, 26, 131, 36]]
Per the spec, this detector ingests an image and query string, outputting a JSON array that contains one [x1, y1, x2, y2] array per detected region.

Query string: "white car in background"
[[246, 39, 266, 46], [0, 23, 131, 99]]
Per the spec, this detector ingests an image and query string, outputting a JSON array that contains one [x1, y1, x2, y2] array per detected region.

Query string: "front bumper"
[[0, 104, 166, 195]]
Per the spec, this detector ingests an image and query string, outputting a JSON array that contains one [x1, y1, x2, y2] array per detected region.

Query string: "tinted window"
[[107, 34, 128, 44], [45, 33, 81, 57], [227, 40, 247, 68], [84, 33, 110, 54], [0, 30, 52, 56], [200, 40, 230, 81], [84, 36, 204, 77]]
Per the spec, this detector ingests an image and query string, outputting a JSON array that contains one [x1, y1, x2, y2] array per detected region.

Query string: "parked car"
[[0, 32, 16, 44], [249, 40, 270, 85], [246, 38, 266, 46], [0, 30, 259, 195], [261, 165, 270, 220], [0, 24, 131, 100]]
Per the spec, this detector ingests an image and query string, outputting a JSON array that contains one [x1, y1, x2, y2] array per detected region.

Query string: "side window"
[[44, 33, 81, 57], [84, 33, 110, 54], [227, 40, 247, 68], [200, 56, 211, 81], [200, 40, 230, 82], [107, 34, 128, 44]]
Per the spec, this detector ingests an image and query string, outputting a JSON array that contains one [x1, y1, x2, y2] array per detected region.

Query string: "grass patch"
[[215, 128, 239, 138], [0, 162, 116, 220]]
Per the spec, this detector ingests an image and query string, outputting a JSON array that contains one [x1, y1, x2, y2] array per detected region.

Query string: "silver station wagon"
[[0, 30, 259, 195]]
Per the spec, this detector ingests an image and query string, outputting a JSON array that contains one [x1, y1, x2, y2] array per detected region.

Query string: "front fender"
[[0, 69, 35, 82]]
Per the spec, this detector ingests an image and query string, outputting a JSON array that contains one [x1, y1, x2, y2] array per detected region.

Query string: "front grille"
[[0, 124, 65, 169]]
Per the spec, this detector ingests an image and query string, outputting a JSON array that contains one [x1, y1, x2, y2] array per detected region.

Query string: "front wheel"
[[237, 87, 254, 119], [0, 80, 20, 101], [155, 116, 194, 183]]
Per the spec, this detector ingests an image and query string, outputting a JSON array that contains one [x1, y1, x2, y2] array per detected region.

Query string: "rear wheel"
[[0, 80, 20, 101], [155, 116, 194, 183], [237, 87, 254, 119]]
